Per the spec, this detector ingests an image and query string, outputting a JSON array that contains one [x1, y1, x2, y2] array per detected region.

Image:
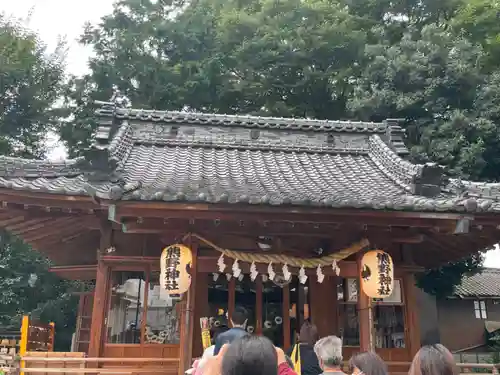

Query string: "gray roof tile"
[[104, 108, 388, 133], [454, 269, 500, 298], [0, 107, 498, 212]]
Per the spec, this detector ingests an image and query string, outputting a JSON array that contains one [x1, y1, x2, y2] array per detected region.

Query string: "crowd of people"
[[188, 307, 458, 375]]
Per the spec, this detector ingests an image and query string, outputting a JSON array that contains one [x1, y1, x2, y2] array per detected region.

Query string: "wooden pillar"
[[228, 278, 236, 323], [357, 252, 374, 352], [309, 276, 338, 338], [193, 271, 209, 358], [256, 277, 263, 335], [283, 284, 291, 351], [179, 240, 199, 375], [88, 221, 112, 358], [403, 273, 421, 357]]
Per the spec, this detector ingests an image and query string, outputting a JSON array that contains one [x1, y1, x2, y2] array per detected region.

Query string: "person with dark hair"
[[215, 336, 297, 375], [195, 325, 229, 374], [202, 338, 298, 375], [221, 335, 278, 375], [213, 306, 249, 355], [287, 321, 322, 375], [409, 344, 458, 375], [348, 352, 387, 375]]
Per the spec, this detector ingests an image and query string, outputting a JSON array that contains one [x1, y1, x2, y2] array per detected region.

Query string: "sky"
[[1, 0, 115, 160], [1, 0, 500, 269]]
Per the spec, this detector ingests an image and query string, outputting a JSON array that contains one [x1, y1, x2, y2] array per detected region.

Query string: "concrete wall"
[[436, 299, 500, 351]]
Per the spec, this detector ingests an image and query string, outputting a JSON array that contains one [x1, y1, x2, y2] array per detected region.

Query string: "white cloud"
[[1, 0, 114, 77], [484, 244, 500, 269], [1, 0, 115, 161]]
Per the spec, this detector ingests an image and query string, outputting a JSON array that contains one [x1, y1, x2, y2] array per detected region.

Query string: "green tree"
[[60, 0, 366, 154], [348, 25, 500, 294], [0, 14, 77, 350], [0, 234, 80, 351], [349, 25, 500, 181], [451, 0, 500, 69], [0, 15, 66, 158]]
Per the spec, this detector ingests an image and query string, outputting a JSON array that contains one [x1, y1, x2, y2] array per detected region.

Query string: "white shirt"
[[198, 345, 215, 369]]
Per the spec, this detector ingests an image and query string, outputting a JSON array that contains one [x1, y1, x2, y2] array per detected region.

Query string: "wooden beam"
[[357, 252, 373, 352], [282, 284, 291, 351], [0, 190, 96, 209], [182, 238, 198, 375], [0, 204, 97, 218], [22, 217, 82, 241], [228, 278, 236, 323], [25, 219, 89, 242], [35, 227, 96, 248], [11, 217, 68, 236], [49, 265, 97, 280], [140, 270, 150, 352], [88, 221, 112, 358], [403, 273, 420, 357], [390, 234, 425, 244], [6, 217, 54, 233], [0, 216, 25, 227], [122, 219, 435, 241], [110, 201, 469, 220], [110, 203, 461, 229], [256, 277, 263, 335]]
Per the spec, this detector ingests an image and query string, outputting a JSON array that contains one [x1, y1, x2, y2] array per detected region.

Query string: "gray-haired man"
[[313, 336, 346, 375]]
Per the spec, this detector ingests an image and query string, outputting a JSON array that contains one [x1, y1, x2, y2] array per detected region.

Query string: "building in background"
[[431, 268, 500, 353]]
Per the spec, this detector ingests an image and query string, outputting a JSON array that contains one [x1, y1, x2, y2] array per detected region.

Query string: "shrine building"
[[0, 100, 499, 374]]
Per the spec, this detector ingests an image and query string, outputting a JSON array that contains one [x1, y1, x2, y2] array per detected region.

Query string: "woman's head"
[[348, 351, 388, 375], [299, 321, 319, 346], [221, 335, 278, 375], [409, 344, 457, 375]]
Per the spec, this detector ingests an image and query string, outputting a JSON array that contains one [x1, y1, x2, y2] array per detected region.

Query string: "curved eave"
[[0, 187, 97, 210], [0, 182, 499, 215]]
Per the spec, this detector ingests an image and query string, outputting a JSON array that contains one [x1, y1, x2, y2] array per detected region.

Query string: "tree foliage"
[[348, 25, 500, 181], [0, 15, 66, 158], [451, 0, 500, 69], [57, 0, 500, 296], [0, 15, 77, 350], [0, 233, 80, 350]]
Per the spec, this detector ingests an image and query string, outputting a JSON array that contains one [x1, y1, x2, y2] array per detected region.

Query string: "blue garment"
[[213, 327, 249, 355]]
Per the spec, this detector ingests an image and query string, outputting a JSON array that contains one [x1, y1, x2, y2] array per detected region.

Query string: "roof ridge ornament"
[[109, 85, 132, 109], [78, 87, 134, 192], [411, 162, 445, 197], [384, 118, 409, 156], [95, 86, 132, 110]]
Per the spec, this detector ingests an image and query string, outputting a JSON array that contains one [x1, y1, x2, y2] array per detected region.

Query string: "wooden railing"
[[1, 355, 180, 375], [1, 356, 499, 375]]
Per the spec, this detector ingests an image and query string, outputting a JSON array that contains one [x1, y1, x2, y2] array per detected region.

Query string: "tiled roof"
[[0, 105, 499, 212], [454, 268, 500, 298]]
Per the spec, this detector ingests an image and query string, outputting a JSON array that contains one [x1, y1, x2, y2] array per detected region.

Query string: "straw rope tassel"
[[182, 233, 370, 268]]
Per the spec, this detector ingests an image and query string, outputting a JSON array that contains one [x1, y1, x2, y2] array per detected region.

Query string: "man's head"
[[313, 335, 343, 370], [230, 306, 248, 328]]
